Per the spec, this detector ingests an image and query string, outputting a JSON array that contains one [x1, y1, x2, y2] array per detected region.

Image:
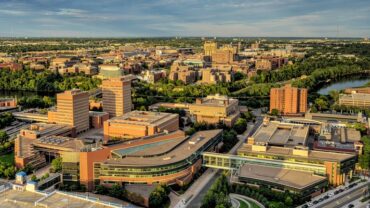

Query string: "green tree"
[[233, 118, 247, 134], [31, 174, 37, 181], [285, 196, 293, 206], [51, 157, 63, 172], [270, 109, 280, 116], [0, 131, 9, 144], [109, 184, 124, 199], [95, 185, 109, 195], [149, 184, 170, 208]]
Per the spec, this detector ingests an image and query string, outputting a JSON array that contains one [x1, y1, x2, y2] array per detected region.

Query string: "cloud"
[[0, 0, 368, 37]]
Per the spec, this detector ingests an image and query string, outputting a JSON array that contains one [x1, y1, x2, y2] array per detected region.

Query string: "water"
[[317, 77, 370, 95]]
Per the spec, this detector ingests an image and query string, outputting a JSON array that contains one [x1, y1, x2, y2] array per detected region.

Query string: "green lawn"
[[237, 199, 261, 208], [0, 152, 14, 165], [238, 199, 249, 208]]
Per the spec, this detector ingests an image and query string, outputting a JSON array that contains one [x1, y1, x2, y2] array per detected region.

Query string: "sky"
[[0, 0, 369, 38]]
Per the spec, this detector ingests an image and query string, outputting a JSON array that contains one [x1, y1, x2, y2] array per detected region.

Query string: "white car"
[[328, 192, 334, 197], [307, 202, 313, 207]]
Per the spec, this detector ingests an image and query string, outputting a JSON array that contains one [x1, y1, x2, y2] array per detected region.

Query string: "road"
[[309, 180, 370, 208], [320, 185, 368, 208], [172, 120, 261, 208]]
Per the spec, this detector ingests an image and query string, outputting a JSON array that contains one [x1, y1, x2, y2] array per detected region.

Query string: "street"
[[171, 118, 261, 208]]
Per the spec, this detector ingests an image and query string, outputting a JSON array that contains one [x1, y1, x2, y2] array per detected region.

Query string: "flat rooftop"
[[0, 188, 44, 208], [193, 94, 238, 107], [239, 164, 327, 190], [251, 121, 309, 147], [32, 136, 85, 152], [103, 129, 222, 167], [22, 123, 72, 135], [238, 144, 355, 162], [108, 110, 178, 126], [340, 93, 370, 101]]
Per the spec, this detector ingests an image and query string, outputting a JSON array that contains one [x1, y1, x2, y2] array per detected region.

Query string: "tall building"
[[102, 76, 132, 118], [54, 90, 90, 133], [204, 41, 218, 57], [270, 84, 307, 115]]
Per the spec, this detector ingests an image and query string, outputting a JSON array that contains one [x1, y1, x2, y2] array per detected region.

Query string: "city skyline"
[[0, 0, 369, 38]]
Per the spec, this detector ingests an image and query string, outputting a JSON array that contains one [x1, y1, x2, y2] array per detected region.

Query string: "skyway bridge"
[[201, 152, 326, 175]]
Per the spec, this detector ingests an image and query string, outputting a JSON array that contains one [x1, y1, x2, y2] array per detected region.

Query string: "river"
[[317, 77, 370, 95]]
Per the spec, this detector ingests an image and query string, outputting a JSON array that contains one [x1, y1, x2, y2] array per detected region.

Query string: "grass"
[[0, 152, 14, 165], [237, 199, 261, 208], [238, 199, 249, 208]]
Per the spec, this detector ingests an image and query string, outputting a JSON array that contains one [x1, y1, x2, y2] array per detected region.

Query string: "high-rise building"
[[204, 41, 218, 57], [102, 76, 132, 117], [270, 84, 307, 115], [54, 90, 90, 133]]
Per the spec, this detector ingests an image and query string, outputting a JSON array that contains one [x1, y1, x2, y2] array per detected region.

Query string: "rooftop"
[[193, 94, 238, 107], [103, 129, 222, 167], [340, 93, 370, 101], [239, 164, 327, 190], [108, 110, 178, 126], [251, 121, 309, 147], [32, 136, 85, 152], [238, 143, 355, 162]]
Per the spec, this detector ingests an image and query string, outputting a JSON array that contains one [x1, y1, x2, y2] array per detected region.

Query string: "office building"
[[48, 90, 89, 134], [204, 41, 218, 57], [189, 94, 240, 127], [344, 87, 370, 94], [339, 93, 370, 108], [102, 76, 132, 117], [103, 110, 179, 142], [270, 84, 308, 115]]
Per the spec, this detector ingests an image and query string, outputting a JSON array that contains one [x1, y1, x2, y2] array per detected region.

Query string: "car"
[[348, 204, 354, 208], [328, 192, 334, 197], [334, 190, 339, 194], [324, 195, 329, 199], [313, 201, 318, 204], [302, 204, 309, 208], [307, 202, 313, 206]]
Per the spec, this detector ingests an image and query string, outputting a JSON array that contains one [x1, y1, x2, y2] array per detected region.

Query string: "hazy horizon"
[[0, 0, 369, 38]]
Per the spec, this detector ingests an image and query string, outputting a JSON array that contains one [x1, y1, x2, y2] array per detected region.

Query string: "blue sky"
[[0, 0, 369, 37]]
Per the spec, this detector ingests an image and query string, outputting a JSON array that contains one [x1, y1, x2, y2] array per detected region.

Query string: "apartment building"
[[270, 84, 308, 115]]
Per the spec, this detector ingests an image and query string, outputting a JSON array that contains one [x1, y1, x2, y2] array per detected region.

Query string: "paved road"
[[316, 182, 369, 208], [172, 121, 261, 208]]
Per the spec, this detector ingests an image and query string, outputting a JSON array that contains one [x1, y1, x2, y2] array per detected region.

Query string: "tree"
[[359, 136, 370, 169], [233, 118, 247, 134], [31, 174, 37, 181], [314, 98, 329, 111], [149, 184, 170, 208], [0, 131, 9, 144], [95, 185, 109, 195], [109, 184, 124, 199], [270, 109, 280, 116], [51, 157, 62, 172], [285, 196, 293, 206]]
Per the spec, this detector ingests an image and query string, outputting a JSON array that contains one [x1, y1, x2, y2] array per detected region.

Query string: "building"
[[102, 76, 132, 118], [63, 129, 222, 191], [48, 90, 90, 134], [141, 69, 166, 83], [339, 93, 370, 108], [315, 123, 363, 154], [270, 84, 308, 115], [344, 87, 370, 94], [89, 111, 109, 129], [204, 41, 218, 57], [212, 50, 234, 64], [247, 120, 309, 147], [98, 64, 124, 79], [0, 98, 16, 108], [201, 68, 232, 84], [103, 110, 179, 142], [169, 62, 198, 84], [15, 123, 76, 169], [238, 164, 327, 197], [188, 94, 240, 126]]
